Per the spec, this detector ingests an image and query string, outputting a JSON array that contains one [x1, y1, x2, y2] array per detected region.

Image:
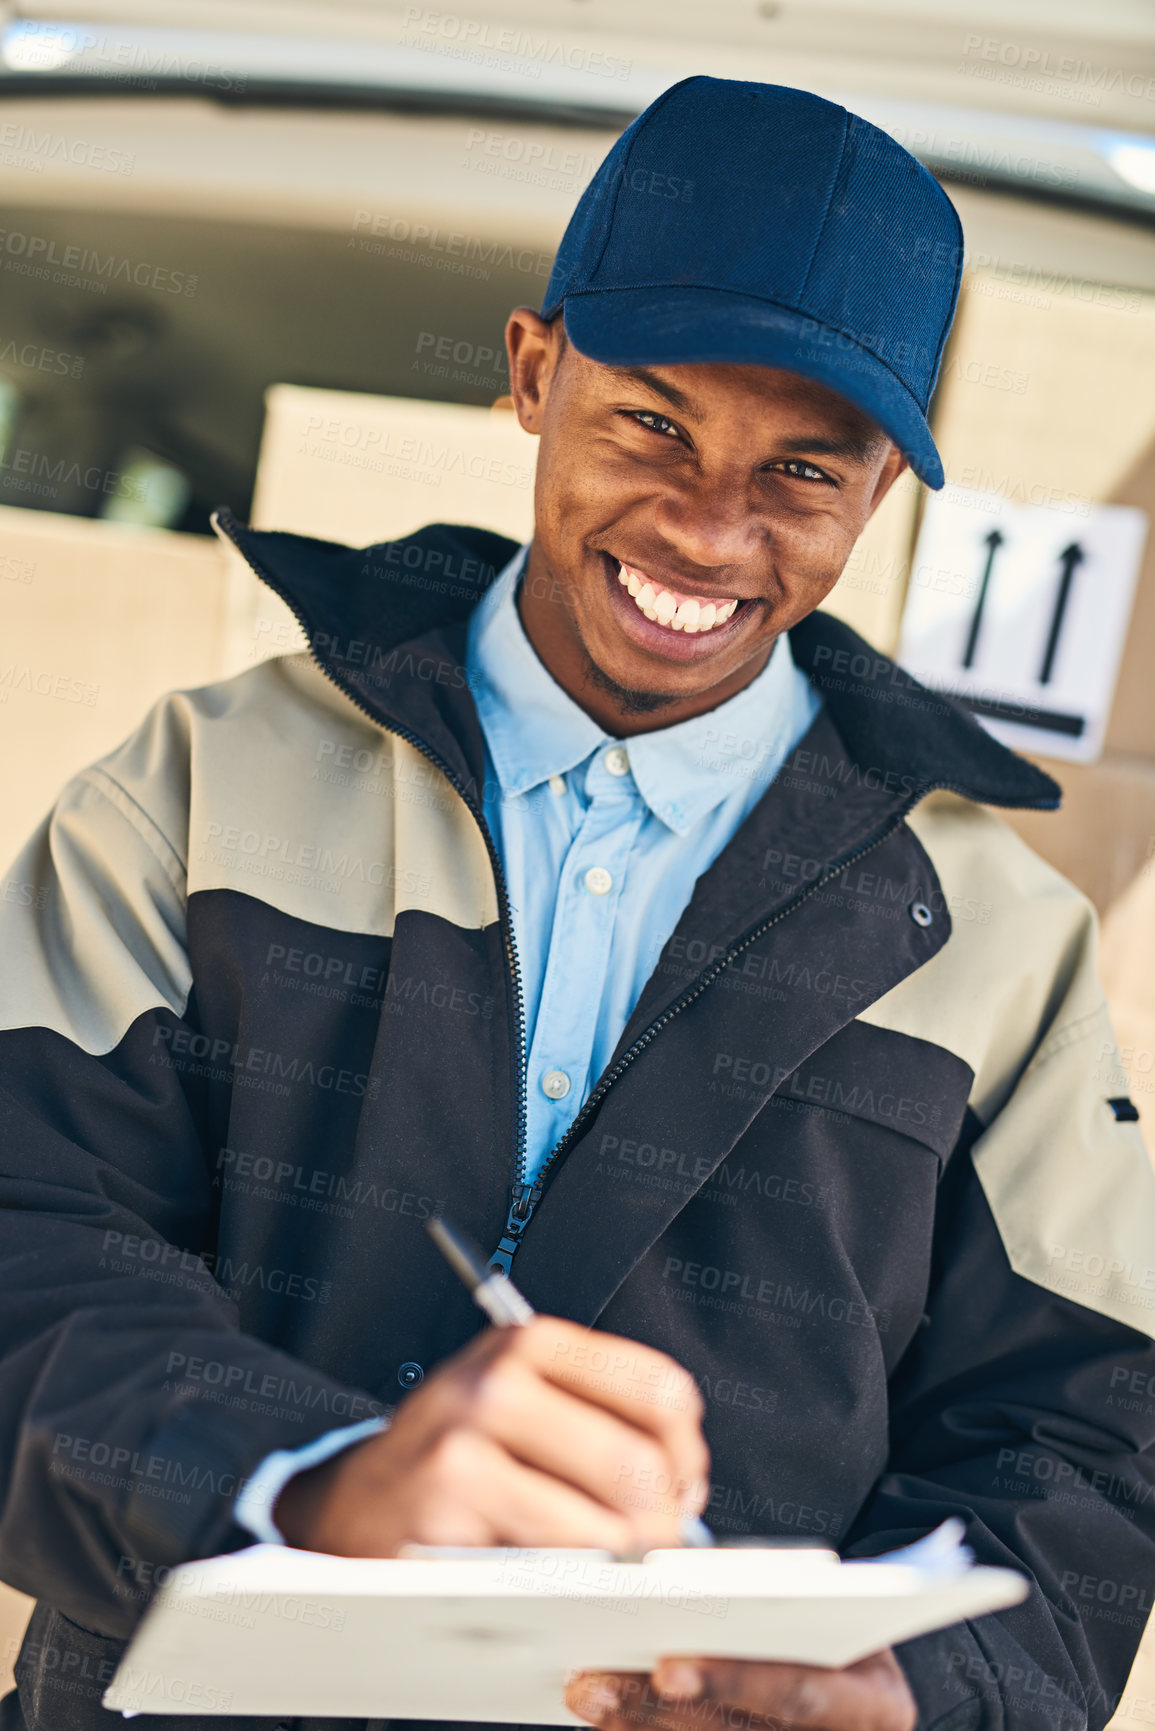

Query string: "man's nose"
[[654, 475, 764, 572]]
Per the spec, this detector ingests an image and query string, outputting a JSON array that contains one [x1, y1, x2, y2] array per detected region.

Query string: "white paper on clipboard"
[[105, 1521, 1026, 1723]]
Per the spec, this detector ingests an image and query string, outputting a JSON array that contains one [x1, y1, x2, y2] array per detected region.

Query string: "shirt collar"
[[467, 543, 605, 797], [466, 541, 812, 835]]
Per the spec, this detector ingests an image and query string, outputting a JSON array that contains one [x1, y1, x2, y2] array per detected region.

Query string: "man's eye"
[[774, 459, 831, 482], [628, 410, 681, 438]]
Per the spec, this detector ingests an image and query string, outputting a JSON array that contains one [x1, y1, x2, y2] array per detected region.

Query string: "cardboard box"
[[0, 506, 264, 868]]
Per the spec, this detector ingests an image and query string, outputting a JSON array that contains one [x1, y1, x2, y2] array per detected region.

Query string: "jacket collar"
[[212, 509, 1061, 816]]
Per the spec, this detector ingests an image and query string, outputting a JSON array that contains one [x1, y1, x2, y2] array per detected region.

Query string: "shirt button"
[[584, 865, 613, 895], [548, 773, 566, 796], [541, 1068, 571, 1099], [605, 746, 630, 777], [397, 1361, 424, 1388]]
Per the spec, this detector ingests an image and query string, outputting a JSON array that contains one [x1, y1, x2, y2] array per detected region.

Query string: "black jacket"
[[1, 512, 1154, 1731]]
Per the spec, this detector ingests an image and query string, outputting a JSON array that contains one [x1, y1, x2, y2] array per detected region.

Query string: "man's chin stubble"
[[580, 645, 682, 717]]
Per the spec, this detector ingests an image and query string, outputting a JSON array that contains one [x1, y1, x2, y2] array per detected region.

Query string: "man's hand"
[[565, 1651, 917, 1731], [275, 1315, 709, 1556]]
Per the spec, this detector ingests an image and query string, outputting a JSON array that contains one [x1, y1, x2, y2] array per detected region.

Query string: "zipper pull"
[[487, 1183, 543, 1278], [510, 1181, 542, 1225]]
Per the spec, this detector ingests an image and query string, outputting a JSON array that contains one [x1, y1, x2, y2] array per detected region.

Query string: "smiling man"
[[509, 332, 903, 733], [2, 76, 1155, 1731]]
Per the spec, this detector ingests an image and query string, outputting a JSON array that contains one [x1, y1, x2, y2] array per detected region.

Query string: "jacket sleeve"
[[844, 902, 1155, 1731], [0, 741, 381, 1638]]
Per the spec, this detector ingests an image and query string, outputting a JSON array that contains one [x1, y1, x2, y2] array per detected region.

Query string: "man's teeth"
[[617, 565, 739, 632]]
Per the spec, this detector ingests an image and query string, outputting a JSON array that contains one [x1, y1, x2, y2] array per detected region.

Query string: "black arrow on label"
[[1038, 542, 1085, 685], [961, 528, 1004, 669]]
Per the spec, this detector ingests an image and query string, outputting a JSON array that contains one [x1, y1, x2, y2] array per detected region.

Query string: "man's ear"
[[505, 308, 565, 435]]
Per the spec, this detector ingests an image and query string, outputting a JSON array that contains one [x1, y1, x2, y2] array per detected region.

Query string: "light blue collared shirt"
[[467, 542, 821, 1183], [234, 539, 820, 1542]]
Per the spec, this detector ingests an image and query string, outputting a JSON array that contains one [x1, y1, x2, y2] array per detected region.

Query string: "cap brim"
[[559, 286, 944, 489]]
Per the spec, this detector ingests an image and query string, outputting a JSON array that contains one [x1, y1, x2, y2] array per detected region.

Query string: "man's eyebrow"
[[776, 432, 885, 465], [603, 371, 885, 460], [604, 366, 699, 417]]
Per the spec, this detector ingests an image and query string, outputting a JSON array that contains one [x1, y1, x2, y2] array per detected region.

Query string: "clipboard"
[[104, 1522, 1027, 1722]]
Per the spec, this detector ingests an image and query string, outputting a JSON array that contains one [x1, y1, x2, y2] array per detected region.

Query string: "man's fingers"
[[461, 1357, 693, 1538], [651, 1652, 917, 1731], [305, 1424, 639, 1557], [566, 1672, 719, 1731], [514, 1317, 710, 1507], [445, 1316, 708, 1515], [565, 1652, 917, 1731], [565, 1671, 661, 1731], [417, 1429, 637, 1552]]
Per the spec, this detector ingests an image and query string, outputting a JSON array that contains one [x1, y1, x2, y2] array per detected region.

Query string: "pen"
[[426, 1212, 714, 1548], [427, 1212, 536, 1326]]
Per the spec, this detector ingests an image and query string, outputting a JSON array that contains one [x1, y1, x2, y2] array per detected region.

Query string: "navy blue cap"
[[541, 77, 964, 489]]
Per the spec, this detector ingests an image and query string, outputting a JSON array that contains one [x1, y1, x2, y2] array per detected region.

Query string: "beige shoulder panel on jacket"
[[0, 652, 497, 1056], [861, 791, 1155, 1339], [0, 761, 192, 1055], [178, 652, 497, 934]]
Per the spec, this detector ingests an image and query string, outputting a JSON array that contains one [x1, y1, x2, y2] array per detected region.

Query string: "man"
[[1, 74, 1153, 1731]]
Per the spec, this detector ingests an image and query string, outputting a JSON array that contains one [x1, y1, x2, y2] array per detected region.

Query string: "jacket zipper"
[[211, 509, 966, 1280], [488, 799, 934, 1273]]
